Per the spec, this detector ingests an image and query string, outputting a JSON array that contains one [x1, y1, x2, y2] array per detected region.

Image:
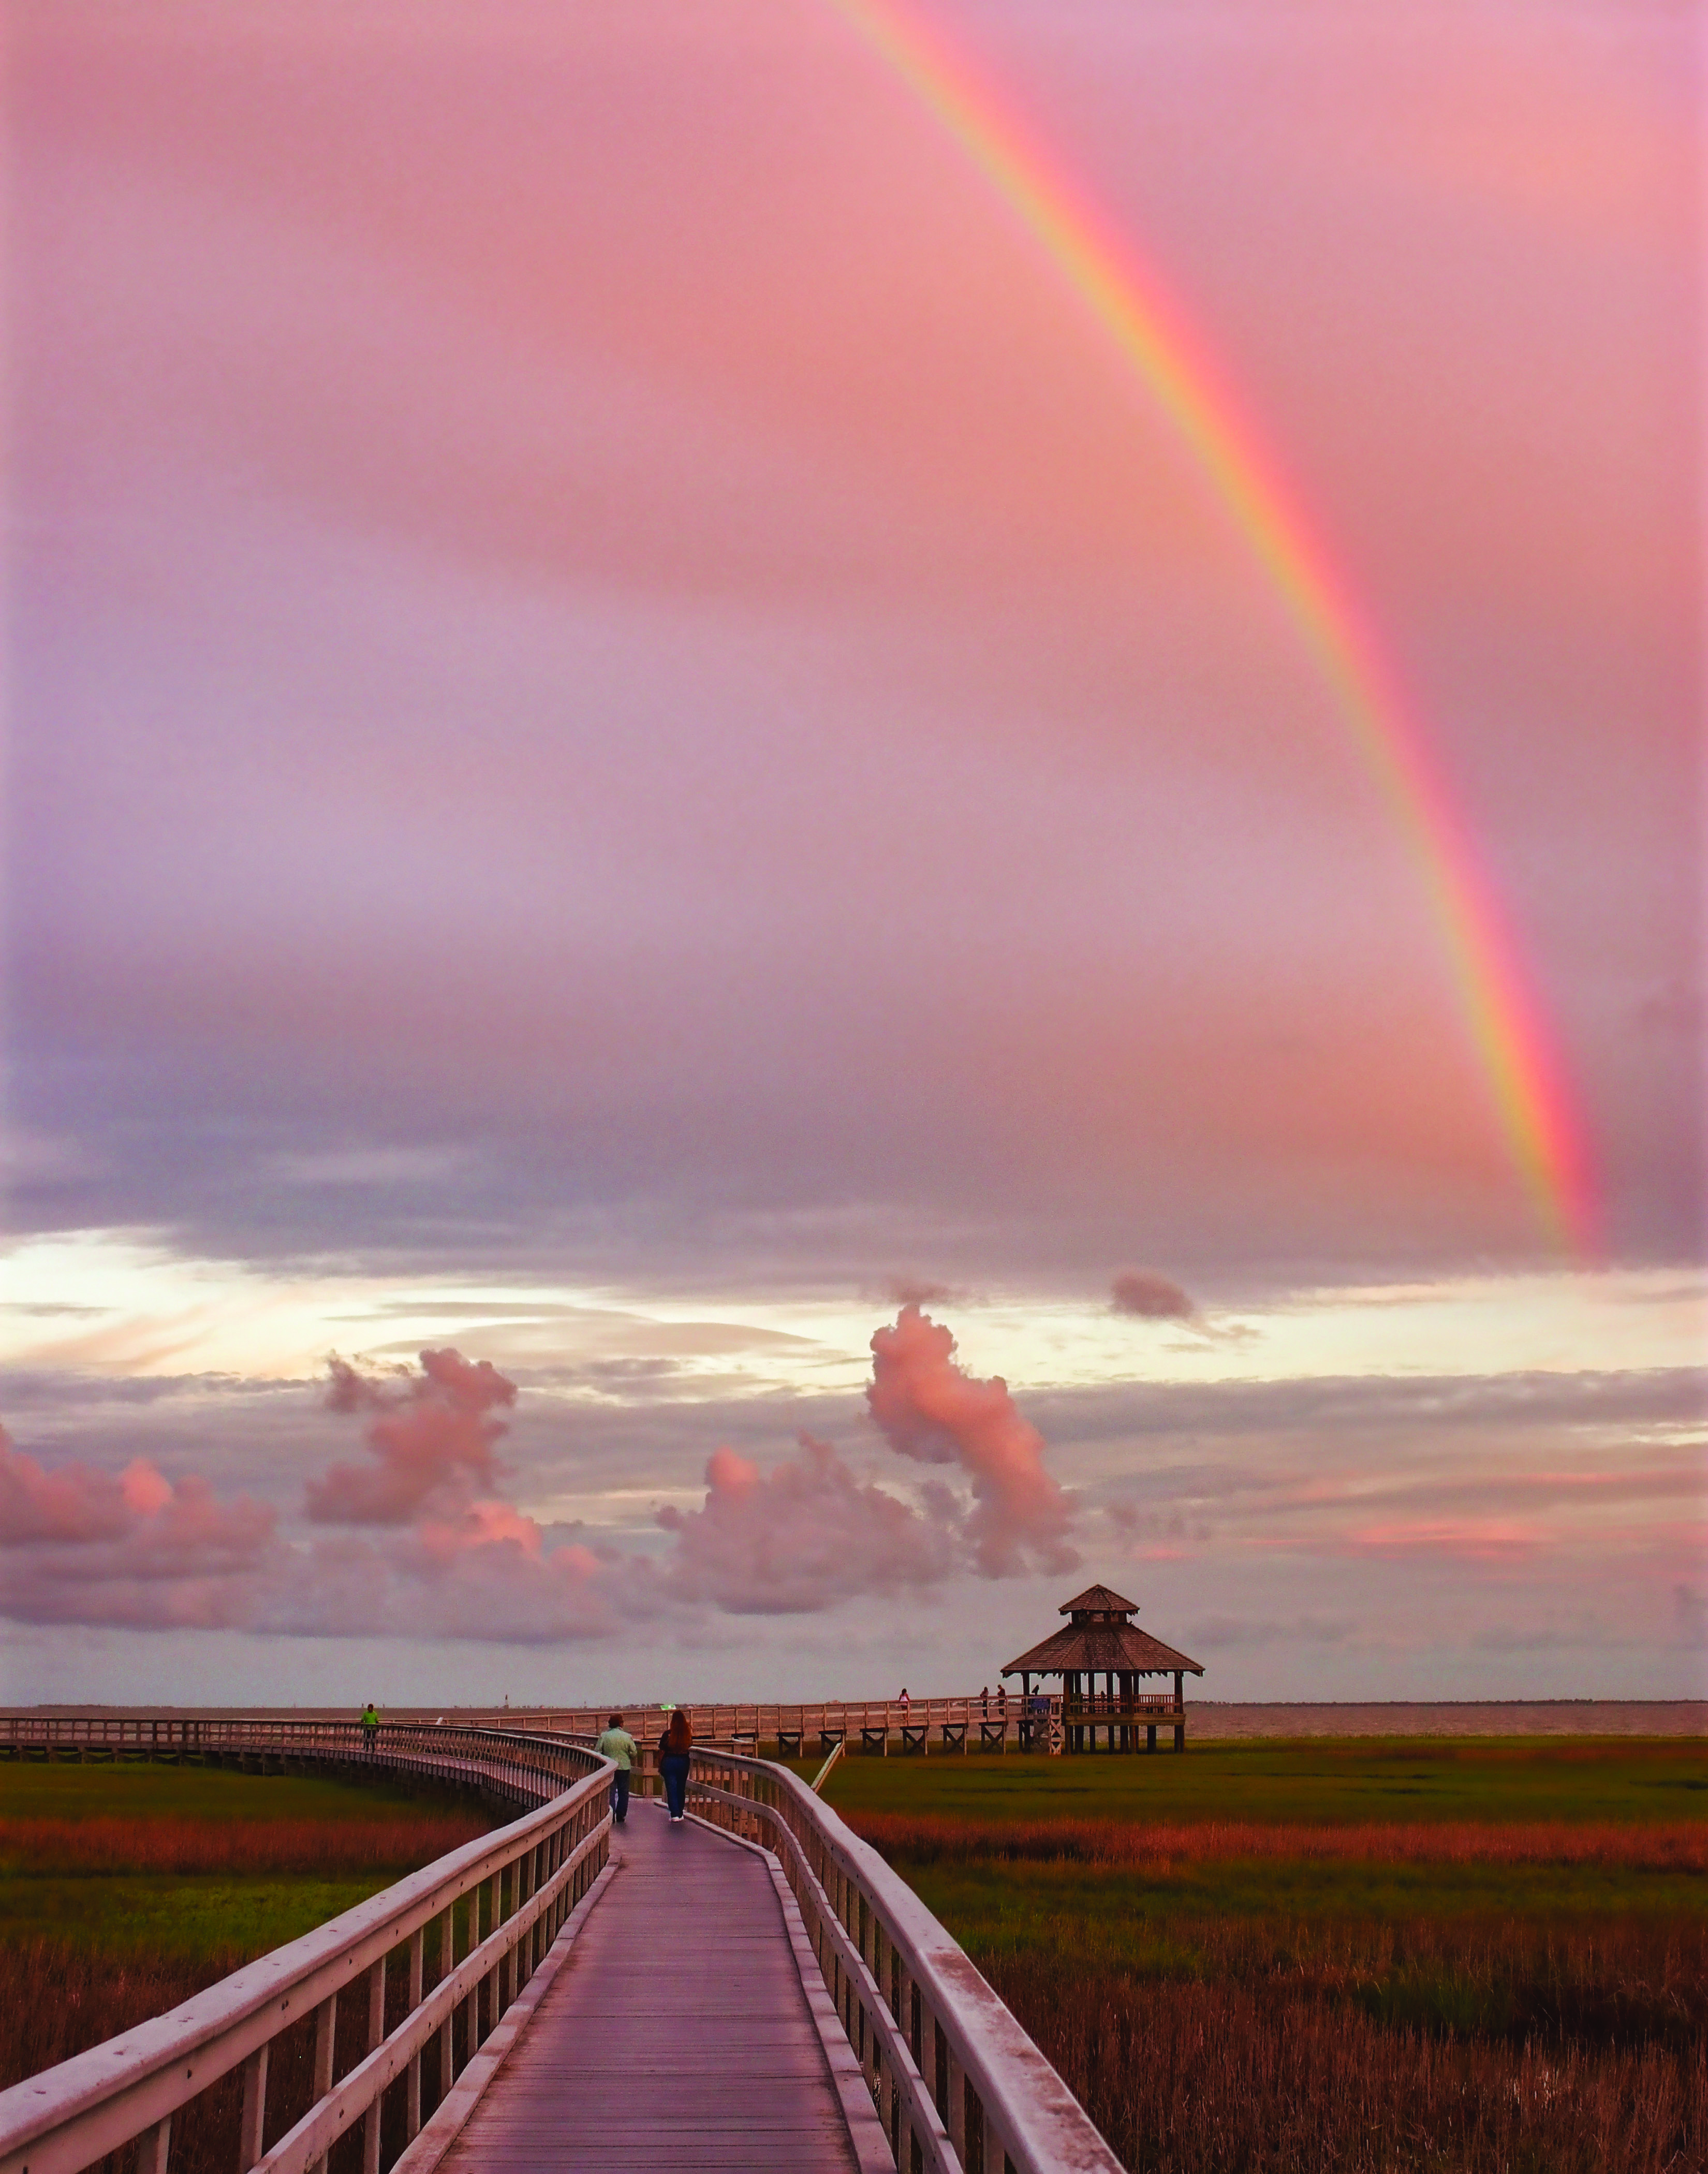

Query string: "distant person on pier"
[[595, 1712, 639, 1826], [898, 1686, 910, 1715], [360, 1702, 379, 1755], [658, 1707, 693, 1823]]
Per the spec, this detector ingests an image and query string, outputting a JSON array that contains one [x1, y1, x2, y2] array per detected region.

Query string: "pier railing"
[[0, 1721, 613, 2174], [686, 1745, 1124, 2174]]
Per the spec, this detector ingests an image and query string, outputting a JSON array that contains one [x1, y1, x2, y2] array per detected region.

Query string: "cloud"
[[1346, 1519, 1540, 1564], [272, 1517, 622, 1646], [1110, 1269, 1197, 1320], [1189, 1612, 1355, 1649], [865, 1305, 1078, 1577], [307, 1349, 517, 1524], [886, 1276, 955, 1308], [1673, 1584, 1708, 1648], [0, 1423, 279, 1628], [0, 1357, 621, 1643], [658, 1434, 953, 1614]]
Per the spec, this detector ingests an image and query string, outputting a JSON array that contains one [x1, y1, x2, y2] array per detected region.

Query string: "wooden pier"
[[0, 1712, 1128, 2174], [433, 1804, 880, 2174]]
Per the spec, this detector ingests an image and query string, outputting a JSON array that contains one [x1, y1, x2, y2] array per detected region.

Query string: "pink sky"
[[1, 0, 1701, 1701]]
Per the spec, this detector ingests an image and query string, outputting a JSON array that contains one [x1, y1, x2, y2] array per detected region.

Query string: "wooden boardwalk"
[[437, 1801, 867, 2172]]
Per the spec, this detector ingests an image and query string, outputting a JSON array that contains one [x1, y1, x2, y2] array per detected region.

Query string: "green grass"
[[900, 1856, 1706, 1967], [807, 1735, 1707, 1827], [0, 1760, 451, 1824], [799, 1739, 1708, 2168], [0, 1874, 396, 1957], [0, 1762, 491, 1958]]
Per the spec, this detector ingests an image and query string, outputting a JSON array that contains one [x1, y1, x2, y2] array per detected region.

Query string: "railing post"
[[945, 2034, 967, 2162], [362, 1956, 385, 2174], [139, 2116, 170, 2174], [238, 2044, 268, 2170], [407, 1925, 425, 2139], [437, 1905, 456, 2091], [308, 1992, 336, 2174], [481, 1874, 497, 2039]]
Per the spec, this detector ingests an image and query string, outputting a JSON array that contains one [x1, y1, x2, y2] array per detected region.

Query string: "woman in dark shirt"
[[658, 1707, 693, 1823]]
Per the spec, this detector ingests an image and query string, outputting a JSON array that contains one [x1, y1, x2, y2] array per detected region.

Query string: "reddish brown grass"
[[850, 1813, 1708, 1873], [0, 1935, 478, 2174], [987, 1956, 1708, 2174], [0, 1812, 490, 1878]]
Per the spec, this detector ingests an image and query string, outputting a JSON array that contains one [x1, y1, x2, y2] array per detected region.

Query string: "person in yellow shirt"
[[595, 1711, 639, 1825]]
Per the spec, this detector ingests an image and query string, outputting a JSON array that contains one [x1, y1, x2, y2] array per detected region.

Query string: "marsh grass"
[[811, 1737, 1708, 1829], [1, 1926, 490, 2174], [1, 1760, 498, 2174], [985, 1955, 1707, 2174], [834, 1741, 1707, 2171], [852, 1813, 1708, 1873], [0, 1810, 491, 1878]]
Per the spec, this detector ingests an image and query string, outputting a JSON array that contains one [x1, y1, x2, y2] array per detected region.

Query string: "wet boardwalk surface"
[[438, 1800, 862, 2172]]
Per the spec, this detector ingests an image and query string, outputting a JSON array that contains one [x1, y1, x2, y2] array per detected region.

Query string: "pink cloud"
[[308, 1349, 516, 1524], [298, 1518, 620, 1644], [866, 1305, 1079, 1577], [1349, 1519, 1542, 1564], [0, 1424, 279, 1628], [0, 1368, 622, 1642], [658, 1433, 954, 1613]]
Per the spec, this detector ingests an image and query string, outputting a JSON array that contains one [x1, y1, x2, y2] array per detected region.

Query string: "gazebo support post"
[[1173, 1669, 1185, 1752]]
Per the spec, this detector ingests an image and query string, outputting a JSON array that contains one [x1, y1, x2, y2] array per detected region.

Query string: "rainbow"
[[827, 0, 1596, 1253]]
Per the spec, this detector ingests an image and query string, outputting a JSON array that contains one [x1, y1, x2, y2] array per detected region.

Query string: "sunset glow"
[[1, 0, 1699, 1704]]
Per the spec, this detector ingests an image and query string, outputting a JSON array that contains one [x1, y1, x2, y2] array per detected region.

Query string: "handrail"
[[685, 1746, 1123, 2174], [0, 1689, 1189, 1757], [0, 1719, 615, 2174]]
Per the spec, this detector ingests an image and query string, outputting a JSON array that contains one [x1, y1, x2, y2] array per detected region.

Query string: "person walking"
[[360, 1701, 379, 1755], [658, 1706, 693, 1823], [594, 1711, 639, 1826]]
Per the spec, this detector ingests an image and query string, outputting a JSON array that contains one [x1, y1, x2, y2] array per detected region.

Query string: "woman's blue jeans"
[[660, 1751, 689, 1819]]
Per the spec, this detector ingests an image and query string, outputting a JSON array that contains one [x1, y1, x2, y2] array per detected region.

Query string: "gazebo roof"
[[1058, 1583, 1140, 1618], [1002, 1621, 1204, 1678], [1002, 1582, 1204, 1677]]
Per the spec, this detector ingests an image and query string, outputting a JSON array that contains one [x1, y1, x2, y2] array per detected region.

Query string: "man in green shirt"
[[594, 1711, 639, 1825], [361, 1702, 379, 1756]]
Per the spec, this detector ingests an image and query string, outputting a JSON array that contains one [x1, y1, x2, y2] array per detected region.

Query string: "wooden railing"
[[0, 1690, 1200, 1758], [0, 1720, 614, 2174], [685, 1746, 1124, 2174], [1058, 1693, 1183, 1720], [491, 1695, 1074, 1755]]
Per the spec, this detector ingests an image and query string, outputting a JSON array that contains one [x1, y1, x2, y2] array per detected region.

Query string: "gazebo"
[[1002, 1583, 1204, 1752]]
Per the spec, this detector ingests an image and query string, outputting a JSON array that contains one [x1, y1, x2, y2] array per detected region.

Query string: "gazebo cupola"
[[1063, 1583, 1142, 1627]]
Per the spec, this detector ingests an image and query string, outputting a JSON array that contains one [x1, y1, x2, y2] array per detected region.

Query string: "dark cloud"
[[1110, 1269, 1197, 1320], [885, 1277, 955, 1309]]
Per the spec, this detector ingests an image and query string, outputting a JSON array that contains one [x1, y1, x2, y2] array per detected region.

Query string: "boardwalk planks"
[[436, 1806, 860, 2173]]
